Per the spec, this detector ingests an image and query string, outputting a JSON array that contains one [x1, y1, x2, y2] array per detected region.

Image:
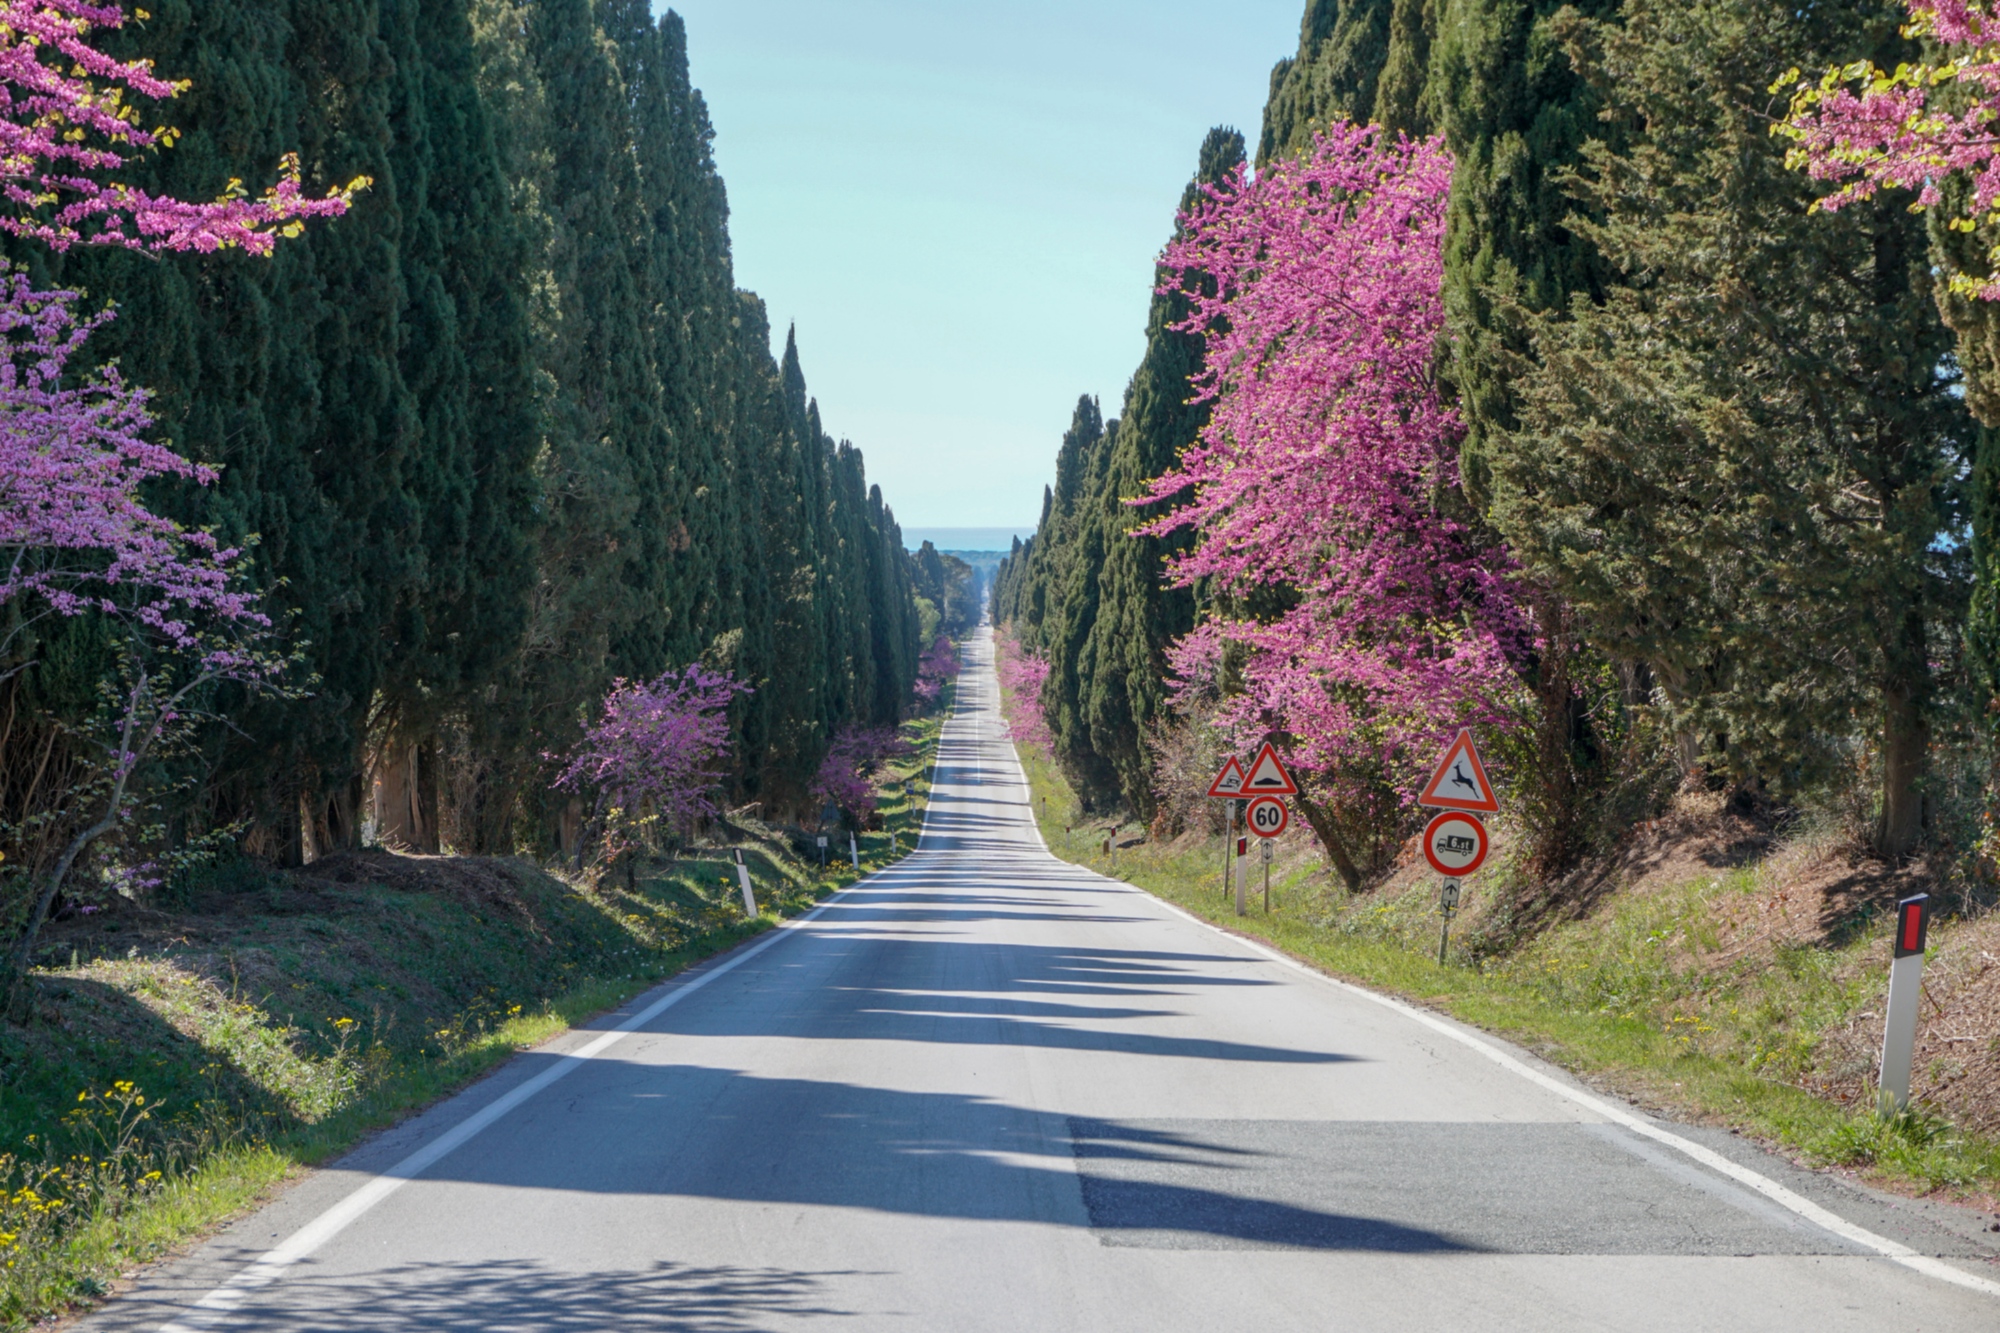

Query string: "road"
[[89, 627, 2000, 1331]]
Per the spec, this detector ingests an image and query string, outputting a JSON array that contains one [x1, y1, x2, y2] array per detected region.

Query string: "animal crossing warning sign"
[[1417, 729, 1498, 814]]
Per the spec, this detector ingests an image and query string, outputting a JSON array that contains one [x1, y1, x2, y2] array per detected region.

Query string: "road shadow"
[[372, 1064, 1474, 1255]]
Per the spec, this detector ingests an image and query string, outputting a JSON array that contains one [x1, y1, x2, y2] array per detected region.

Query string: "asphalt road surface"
[[88, 627, 2000, 1332]]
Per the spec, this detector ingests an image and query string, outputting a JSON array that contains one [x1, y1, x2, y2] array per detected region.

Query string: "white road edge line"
[[994, 728, 2000, 1301], [156, 862, 890, 1331]]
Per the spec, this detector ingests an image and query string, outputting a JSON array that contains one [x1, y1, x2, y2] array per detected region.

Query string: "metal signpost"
[[1878, 893, 1931, 1115], [1261, 837, 1275, 912], [1417, 730, 1498, 965], [1436, 879, 1460, 963], [1247, 795, 1289, 914], [1236, 751, 1296, 916], [1207, 758, 1248, 903]]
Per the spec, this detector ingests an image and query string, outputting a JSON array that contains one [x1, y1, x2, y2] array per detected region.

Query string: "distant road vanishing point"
[[86, 628, 2000, 1332]]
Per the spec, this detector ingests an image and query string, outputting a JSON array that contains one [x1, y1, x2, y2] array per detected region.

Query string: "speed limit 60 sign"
[[1245, 796, 1288, 839], [1421, 811, 1488, 876]]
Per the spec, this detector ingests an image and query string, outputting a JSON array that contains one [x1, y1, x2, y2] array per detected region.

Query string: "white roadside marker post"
[[734, 849, 758, 918], [1234, 833, 1249, 917], [849, 832, 859, 871], [1878, 893, 1931, 1116]]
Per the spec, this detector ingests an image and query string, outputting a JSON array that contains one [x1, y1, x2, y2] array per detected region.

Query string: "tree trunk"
[[372, 741, 439, 853], [1876, 610, 1931, 861], [1291, 791, 1364, 893]]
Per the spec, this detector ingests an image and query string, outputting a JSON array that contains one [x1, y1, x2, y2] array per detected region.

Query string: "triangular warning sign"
[[1241, 741, 1298, 796], [1417, 729, 1498, 813], [1206, 757, 1247, 798]]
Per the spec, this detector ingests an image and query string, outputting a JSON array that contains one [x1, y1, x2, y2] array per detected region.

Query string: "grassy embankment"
[[999, 696, 2000, 1207], [0, 700, 948, 1330]]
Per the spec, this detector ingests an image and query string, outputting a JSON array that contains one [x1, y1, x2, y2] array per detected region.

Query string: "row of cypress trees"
[[989, 127, 1242, 819], [995, 0, 1980, 868], [5, 0, 922, 865]]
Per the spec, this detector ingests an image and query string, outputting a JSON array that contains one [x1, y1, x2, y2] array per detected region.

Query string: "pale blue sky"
[[662, 1, 1304, 529]]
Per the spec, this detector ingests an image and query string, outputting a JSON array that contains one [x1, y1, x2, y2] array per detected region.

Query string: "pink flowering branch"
[[0, 2, 364, 254], [1142, 122, 1527, 826], [0, 270, 265, 675], [1776, 1, 2000, 297], [4, 4, 344, 986], [552, 665, 749, 864]]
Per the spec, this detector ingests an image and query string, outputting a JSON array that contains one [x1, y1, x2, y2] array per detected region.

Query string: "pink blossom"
[[1142, 122, 1527, 807], [810, 724, 912, 821], [995, 629, 1052, 754], [553, 665, 749, 858], [913, 634, 958, 706], [0, 2, 360, 255], [0, 271, 265, 661], [1778, 1, 2000, 297]]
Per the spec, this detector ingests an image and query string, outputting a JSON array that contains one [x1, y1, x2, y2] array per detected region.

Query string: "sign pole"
[[1262, 837, 1273, 913], [1437, 879, 1460, 965], [1878, 894, 1930, 1115], [1221, 801, 1234, 900], [1234, 830, 1248, 917]]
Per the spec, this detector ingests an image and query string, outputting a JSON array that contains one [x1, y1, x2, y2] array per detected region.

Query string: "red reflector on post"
[[1236, 838, 1247, 857], [1893, 894, 1929, 959]]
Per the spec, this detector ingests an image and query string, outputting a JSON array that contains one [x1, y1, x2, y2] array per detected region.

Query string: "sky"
[[661, 0, 1305, 532]]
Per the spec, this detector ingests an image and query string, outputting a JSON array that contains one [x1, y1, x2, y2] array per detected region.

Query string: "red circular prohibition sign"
[[1422, 811, 1488, 877], [1245, 796, 1289, 838]]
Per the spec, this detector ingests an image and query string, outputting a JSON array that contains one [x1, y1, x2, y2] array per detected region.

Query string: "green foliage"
[[1495, 0, 1972, 858], [0, 0, 929, 913]]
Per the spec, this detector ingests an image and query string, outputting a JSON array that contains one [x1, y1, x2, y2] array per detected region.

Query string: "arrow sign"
[[1241, 741, 1298, 796], [1206, 756, 1248, 799], [1417, 729, 1498, 814]]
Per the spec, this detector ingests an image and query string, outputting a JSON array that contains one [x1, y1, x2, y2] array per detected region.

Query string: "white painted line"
[[157, 871, 875, 1331]]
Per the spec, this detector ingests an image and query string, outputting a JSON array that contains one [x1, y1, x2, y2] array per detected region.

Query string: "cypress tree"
[[1078, 127, 1245, 818], [1495, 0, 1967, 859]]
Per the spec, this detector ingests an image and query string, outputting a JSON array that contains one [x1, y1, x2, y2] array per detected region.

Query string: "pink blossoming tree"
[[995, 630, 1052, 754], [1776, 1, 2000, 297], [810, 724, 912, 825], [552, 665, 749, 866], [1141, 122, 1527, 890], [913, 634, 958, 708], [2, 1, 355, 984]]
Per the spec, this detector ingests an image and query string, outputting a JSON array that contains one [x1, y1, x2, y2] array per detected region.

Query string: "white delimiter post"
[[1234, 836, 1249, 917], [1878, 894, 1930, 1115], [849, 833, 860, 871], [734, 849, 759, 918]]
